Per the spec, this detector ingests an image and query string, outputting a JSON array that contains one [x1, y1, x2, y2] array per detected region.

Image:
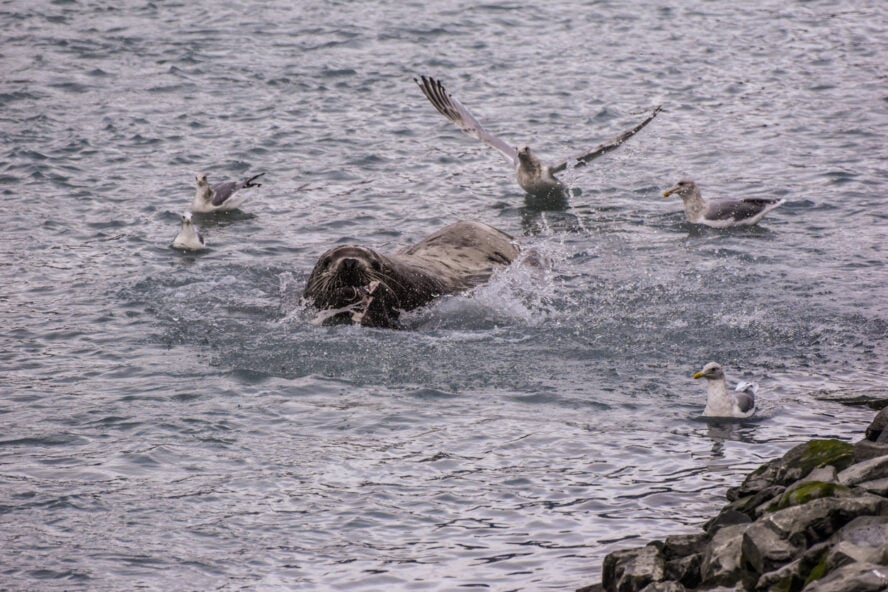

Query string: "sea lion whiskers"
[[362, 269, 406, 306], [306, 256, 403, 310]]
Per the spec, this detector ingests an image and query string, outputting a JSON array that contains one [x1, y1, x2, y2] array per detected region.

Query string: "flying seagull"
[[192, 172, 265, 213], [415, 75, 661, 206], [172, 211, 206, 251], [662, 179, 785, 227], [693, 362, 757, 418]]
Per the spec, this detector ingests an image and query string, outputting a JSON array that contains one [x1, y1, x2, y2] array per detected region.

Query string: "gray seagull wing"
[[705, 198, 781, 222], [415, 76, 517, 166], [209, 180, 239, 206], [733, 389, 756, 414], [551, 106, 661, 173]]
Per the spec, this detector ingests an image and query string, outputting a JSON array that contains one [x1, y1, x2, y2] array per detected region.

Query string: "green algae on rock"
[[769, 481, 853, 512]]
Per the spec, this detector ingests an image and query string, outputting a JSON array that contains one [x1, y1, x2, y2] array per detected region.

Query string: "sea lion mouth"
[[348, 281, 380, 324], [310, 281, 400, 328]]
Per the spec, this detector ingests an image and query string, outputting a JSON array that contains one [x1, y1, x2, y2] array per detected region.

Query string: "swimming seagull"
[[693, 362, 757, 418], [192, 172, 265, 213], [172, 211, 206, 251], [415, 75, 661, 206], [662, 179, 785, 228]]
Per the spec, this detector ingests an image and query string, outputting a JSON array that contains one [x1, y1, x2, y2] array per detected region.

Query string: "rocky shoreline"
[[579, 407, 888, 592]]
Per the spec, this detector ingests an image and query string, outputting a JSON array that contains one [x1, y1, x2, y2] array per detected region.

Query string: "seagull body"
[[172, 211, 206, 251], [693, 362, 757, 418], [663, 179, 784, 228], [515, 146, 564, 202], [415, 75, 661, 207], [192, 172, 265, 213]]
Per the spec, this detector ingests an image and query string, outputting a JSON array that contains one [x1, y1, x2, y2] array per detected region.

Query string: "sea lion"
[[304, 220, 520, 328]]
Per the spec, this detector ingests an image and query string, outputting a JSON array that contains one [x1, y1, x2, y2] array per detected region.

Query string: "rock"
[[661, 533, 708, 559], [745, 485, 789, 519], [855, 477, 888, 496], [824, 516, 888, 570], [814, 393, 888, 411], [742, 519, 802, 577], [755, 541, 831, 592], [755, 556, 806, 592], [704, 508, 753, 535], [709, 485, 785, 533], [853, 440, 888, 463], [864, 408, 888, 441], [837, 454, 888, 487], [576, 584, 604, 592], [758, 515, 888, 591], [829, 541, 880, 568], [602, 544, 665, 592], [802, 562, 888, 592], [700, 523, 750, 587], [637, 582, 687, 592], [741, 495, 888, 579], [803, 466, 839, 484], [664, 553, 702, 589], [728, 440, 855, 501], [768, 495, 887, 547], [769, 482, 853, 512], [650, 533, 707, 589]]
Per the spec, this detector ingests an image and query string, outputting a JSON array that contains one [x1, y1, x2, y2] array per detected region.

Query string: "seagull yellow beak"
[[663, 187, 677, 198], [692, 371, 705, 379]]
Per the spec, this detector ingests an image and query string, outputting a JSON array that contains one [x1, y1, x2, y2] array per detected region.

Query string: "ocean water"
[[1, 1, 886, 590]]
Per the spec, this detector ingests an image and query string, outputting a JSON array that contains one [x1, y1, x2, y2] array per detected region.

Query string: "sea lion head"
[[303, 245, 402, 328]]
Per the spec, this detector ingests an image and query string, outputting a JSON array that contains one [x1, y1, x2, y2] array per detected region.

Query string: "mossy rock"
[[730, 440, 854, 500], [803, 552, 829, 586], [768, 481, 852, 511], [790, 440, 855, 474]]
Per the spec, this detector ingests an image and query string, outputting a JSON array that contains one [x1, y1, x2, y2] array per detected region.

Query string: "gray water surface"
[[1, 1, 886, 590]]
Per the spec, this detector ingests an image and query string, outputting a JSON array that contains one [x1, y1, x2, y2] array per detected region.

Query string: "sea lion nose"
[[341, 258, 358, 271]]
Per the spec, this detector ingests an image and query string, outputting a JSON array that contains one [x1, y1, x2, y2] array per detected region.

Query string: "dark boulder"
[[838, 454, 888, 487], [863, 408, 888, 442], [602, 544, 665, 592], [700, 523, 750, 587], [803, 562, 888, 592], [728, 440, 855, 501]]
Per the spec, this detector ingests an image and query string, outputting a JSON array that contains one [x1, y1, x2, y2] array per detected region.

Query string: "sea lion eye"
[[322, 257, 332, 268], [371, 261, 382, 272]]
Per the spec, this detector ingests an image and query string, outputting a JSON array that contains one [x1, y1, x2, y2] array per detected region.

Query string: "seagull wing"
[[415, 75, 517, 166], [733, 381, 757, 415], [705, 198, 782, 222], [551, 106, 662, 174], [732, 389, 756, 414], [209, 180, 239, 206], [240, 172, 265, 188]]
